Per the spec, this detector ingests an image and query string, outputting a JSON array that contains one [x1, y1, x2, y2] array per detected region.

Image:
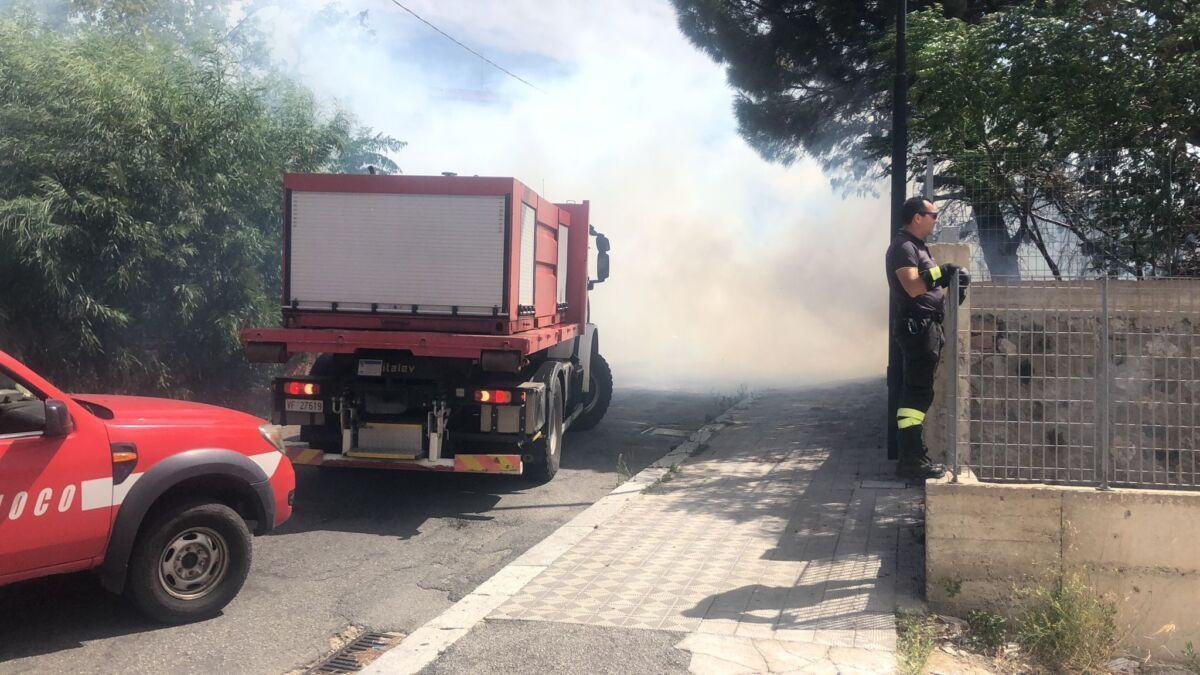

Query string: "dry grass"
[[1015, 573, 1117, 672]]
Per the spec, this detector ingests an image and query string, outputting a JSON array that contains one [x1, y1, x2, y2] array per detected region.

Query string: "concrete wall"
[[927, 471, 1200, 661]]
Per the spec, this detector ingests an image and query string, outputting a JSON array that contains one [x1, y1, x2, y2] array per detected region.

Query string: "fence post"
[[947, 273, 960, 482], [1098, 276, 1111, 490]]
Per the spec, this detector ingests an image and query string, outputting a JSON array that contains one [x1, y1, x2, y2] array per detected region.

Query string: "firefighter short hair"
[[901, 197, 933, 225]]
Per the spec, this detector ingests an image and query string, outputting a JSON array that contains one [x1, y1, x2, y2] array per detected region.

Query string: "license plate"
[[285, 398, 324, 413]]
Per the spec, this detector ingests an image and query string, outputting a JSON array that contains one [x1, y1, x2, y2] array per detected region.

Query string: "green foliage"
[[673, 1, 1200, 276], [906, 2, 1200, 277], [329, 128, 407, 175], [0, 17, 333, 401], [669, 0, 1020, 192], [1015, 574, 1117, 672], [0, 0, 404, 404], [1184, 641, 1200, 675], [965, 609, 1007, 656], [896, 610, 937, 675]]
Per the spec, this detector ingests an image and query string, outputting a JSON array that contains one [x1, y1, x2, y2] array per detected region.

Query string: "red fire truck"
[[242, 174, 613, 482]]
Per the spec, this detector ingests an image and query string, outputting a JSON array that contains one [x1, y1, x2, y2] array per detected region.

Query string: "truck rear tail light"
[[475, 389, 514, 404], [284, 381, 320, 396]]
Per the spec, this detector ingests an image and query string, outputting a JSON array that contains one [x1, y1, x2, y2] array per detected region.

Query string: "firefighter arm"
[[895, 267, 928, 298]]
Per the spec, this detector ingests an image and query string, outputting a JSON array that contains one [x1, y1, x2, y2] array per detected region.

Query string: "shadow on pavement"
[[681, 581, 896, 631], [0, 573, 169, 661]]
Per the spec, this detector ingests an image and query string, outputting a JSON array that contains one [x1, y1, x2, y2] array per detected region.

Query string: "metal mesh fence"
[[966, 280, 1102, 485], [934, 150, 1200, 490], [956, 276, 1200, 491], [1108, 279, 1200, 487]]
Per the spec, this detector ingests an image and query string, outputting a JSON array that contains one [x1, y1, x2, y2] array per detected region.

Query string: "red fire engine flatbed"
[[241, 323, 580, 360]]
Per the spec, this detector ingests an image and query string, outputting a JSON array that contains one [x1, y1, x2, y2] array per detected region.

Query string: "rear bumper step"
[[286, 446, 523, 475]]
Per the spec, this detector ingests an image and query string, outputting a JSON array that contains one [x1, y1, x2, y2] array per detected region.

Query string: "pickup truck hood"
[[73, 394, 264, 428]]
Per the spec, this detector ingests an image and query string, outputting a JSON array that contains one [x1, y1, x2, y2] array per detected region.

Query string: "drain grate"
[[306, 631, 405, 674]]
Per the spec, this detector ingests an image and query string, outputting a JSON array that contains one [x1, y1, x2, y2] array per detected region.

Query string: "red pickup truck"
[[0, 349, 295, 623]]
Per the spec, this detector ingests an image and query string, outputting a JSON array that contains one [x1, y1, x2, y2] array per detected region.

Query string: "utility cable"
[[385, 0, 543, 92]]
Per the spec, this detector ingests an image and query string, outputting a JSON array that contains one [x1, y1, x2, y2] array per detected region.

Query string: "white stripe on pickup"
[[81, 477, 115, 511], [78, 451, 281, 512], [248, 451, 283, 480]]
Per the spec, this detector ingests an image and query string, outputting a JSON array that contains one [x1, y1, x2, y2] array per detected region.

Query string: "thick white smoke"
[[259, 0, 891, 390]]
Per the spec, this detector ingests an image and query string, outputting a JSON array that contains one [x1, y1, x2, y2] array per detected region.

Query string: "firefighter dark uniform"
[[886, 230, 966, 479]]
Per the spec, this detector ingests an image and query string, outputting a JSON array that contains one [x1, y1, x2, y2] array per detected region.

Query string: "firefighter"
[[886, 197, 970, 480]]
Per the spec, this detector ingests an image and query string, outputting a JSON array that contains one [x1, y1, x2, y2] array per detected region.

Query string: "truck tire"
[[525, 381, 564, 483], [570, 353, 612, 432], [125, 502, 252, 624]]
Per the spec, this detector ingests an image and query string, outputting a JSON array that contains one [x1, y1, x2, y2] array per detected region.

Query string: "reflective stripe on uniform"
[[897, 417, 922, 429], [896, 408, 925, 422], [927, 265, 942, 281]]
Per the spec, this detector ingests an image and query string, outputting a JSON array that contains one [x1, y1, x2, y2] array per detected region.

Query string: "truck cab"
[[0, 349, 295, 623]]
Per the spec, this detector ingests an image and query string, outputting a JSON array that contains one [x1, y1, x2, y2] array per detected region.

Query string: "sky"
[[257, 0, 891, 391]]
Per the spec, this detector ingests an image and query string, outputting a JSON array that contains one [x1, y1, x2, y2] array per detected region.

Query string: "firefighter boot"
[[896, 426, 946, 480]]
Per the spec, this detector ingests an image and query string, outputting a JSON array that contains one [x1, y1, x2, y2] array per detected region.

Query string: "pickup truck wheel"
[[126, 502, 252, 624], [569, 353, 612, 432], [525, 381, 563, 483]]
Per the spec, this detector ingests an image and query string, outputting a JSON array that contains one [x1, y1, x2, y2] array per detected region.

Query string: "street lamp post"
[[886, 0, 908, 460]]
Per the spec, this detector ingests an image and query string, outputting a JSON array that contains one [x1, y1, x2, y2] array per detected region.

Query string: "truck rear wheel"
[[525, 381, 563, 483], [125, 502, 252, 624], [570, 353, 612, 432]]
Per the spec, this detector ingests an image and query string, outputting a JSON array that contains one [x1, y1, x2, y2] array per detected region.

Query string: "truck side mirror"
[[44, 400, 74, 438], [589, 228, 612, 290]]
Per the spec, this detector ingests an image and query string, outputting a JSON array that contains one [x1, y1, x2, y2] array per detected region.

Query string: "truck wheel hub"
[[159, 527, 228, 600]]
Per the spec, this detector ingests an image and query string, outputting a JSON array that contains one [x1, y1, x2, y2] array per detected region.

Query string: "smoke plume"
[[259, 0, 891, 390]]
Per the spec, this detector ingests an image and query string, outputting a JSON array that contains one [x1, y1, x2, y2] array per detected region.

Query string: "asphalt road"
[[0, 388, 727, 675]]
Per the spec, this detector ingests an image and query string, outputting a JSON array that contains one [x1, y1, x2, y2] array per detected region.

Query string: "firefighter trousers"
[[894, 315, 945, 465]]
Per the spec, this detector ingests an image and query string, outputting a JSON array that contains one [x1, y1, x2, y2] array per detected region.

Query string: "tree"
[[0, 18, 350, 401], [669, 0, 1022, 192], [907, 2, 1200, 277], [0, 1, 407, 402], [329, 128, 407, 175], [671, 0, 1199, 278]]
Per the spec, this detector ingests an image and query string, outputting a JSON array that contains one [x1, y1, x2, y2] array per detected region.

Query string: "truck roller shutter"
[[518, 202, 536, 311], [288, 192, 506, 316], [556, 225, 569, 306]]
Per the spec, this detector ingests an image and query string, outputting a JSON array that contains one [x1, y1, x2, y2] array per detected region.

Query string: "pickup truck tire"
[[125, 502, 252, 624], [569, 353, 612, 432], [525, 381, 563, 483]]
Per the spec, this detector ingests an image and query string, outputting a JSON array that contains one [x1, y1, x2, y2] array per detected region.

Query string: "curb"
[[362, 394, 756, 674]]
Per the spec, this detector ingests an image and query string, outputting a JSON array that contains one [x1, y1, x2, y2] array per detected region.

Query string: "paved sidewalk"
[[383, 382, 925, 674]]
